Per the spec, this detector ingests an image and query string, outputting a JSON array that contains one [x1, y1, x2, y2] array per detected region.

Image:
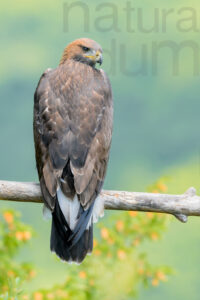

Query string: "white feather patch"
[[93, 196, 104, 223], [57, 187, 104, 231], [86, 196, 105, 229], [42, 205, 52, 220], [57, 188, 80, 230]]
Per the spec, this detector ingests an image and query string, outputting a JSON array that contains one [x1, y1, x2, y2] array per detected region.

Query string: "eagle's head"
[[60, 38, 103, 67]]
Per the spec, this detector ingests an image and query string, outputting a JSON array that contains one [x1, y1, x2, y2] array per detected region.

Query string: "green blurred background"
[[1, 0, 200, 298]]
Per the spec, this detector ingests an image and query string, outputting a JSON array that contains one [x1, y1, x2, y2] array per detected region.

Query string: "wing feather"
[[34, 61, 113, 210]]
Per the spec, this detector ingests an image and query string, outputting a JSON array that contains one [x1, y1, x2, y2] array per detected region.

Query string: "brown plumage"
[[33, 38, 113, 263]]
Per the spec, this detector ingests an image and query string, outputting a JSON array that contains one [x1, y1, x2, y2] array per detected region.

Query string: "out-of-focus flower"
[[116, 220, 124, 232], [29, 270, 36, 279], [79, 271, 87, 279], [152, 278, 159, 286], [94, 249, 101, 256], [15, 231, 32, 241], [34, 292, 43, 300], [138, 268, 144, 275], [157, 183, 167, 192], [117, 250, 126, 260], [151, 232, 159, 241], [146, 212, 154, 219], [101, 228, 109, 239], [7, 270, 15, 277], [23, 231, 32, 241], [128, 211, 138, 217], [15, 231, 24, 241], [152, 190, 159, 194], [3, 211, 14, 224], [156, 271, 167, 281], [93, 239, 98, 248]]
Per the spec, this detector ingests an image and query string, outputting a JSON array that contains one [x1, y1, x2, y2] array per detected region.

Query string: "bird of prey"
[[33, 38, 113, 263]]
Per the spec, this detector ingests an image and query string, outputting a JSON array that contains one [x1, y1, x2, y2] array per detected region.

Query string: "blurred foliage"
[[0, 181, 173, 300], [0, 209, 34, 299]]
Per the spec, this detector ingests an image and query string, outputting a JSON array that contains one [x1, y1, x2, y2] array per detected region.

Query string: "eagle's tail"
[[50, 188, 103, 263]]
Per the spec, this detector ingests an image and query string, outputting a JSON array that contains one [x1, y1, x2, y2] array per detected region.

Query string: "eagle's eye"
[[82, 46, 90, 52]]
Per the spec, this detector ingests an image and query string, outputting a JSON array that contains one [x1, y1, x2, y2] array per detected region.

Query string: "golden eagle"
[[33, 38, 113, 263]]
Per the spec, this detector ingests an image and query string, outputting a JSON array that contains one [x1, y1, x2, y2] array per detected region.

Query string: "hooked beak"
[[95, 51, 103, 65], [84, 50, 103, 66]]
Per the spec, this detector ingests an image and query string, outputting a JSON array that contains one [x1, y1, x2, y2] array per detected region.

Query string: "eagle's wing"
[[34, 62, 113, 211]]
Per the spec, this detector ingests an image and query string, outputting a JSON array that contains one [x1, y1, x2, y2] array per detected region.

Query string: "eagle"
[[33, 38, 113, 263]]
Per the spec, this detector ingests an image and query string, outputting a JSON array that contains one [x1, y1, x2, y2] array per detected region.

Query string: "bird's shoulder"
[[35, 62, 111, 99]]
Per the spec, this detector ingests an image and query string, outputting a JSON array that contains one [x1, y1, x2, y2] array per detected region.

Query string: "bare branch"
[[0, 180, 199, 223]]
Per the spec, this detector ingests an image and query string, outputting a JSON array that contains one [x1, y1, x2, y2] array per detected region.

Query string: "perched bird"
[[33, 38, 113, 263]]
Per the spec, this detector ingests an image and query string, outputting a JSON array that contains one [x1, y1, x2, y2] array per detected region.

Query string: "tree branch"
[[0, 180, 199, 223]]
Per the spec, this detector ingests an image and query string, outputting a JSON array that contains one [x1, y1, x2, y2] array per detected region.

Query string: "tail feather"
[[50, 188, 95, 263], [70, 226, 93, 262], [68, 201, 95, 248], [50, 212, 71, 262]]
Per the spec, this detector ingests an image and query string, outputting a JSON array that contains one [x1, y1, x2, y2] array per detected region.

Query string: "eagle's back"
[[34, 60, 113, 262]]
